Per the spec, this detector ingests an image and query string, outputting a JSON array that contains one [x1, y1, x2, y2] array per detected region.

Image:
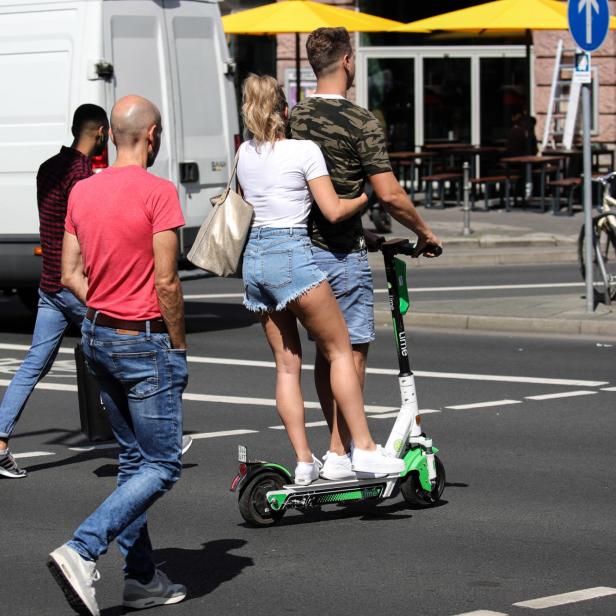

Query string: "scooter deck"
[[282, 473, 400, 492]]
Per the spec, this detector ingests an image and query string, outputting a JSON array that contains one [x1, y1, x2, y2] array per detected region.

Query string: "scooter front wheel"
[[239, 472, 286, 527], [400, 456, 445, 508]]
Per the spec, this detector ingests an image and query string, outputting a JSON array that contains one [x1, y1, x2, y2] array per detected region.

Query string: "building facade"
[[222, 0, 616, 149]]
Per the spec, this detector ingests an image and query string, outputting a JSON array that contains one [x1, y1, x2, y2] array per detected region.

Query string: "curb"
[[440, 234, 577, 249], [369, 249, 577, 269], [374, 309, 616, 337]]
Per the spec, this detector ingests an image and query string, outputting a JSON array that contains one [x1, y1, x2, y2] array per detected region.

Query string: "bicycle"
[[577, 171, 616, 305]]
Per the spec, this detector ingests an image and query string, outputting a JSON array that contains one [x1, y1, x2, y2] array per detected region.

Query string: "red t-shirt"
[[65, 165, 185, 320]]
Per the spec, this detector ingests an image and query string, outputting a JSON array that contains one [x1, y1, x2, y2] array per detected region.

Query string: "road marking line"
[[184, 292, 244, 299], [412, 372, 606, 387], [0, 346, 607, 388], [69, 443, 117, 452], [0, 379, 77, 392], [190, 429, 258, 439], [525, 390, 598, 401], [513, 586, 616, 609], [184, 282, 583, 301], [184, 356, 608, 387], [600, 386, 616, 391], [12, 451, 55, 459], [369, 409, 441, 419], [446, 399, 522, 410], [452, 611, 508, 616], [270, 421, 328, 430]]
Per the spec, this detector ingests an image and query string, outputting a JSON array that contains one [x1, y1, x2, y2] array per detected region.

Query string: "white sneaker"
[[294, 455, 322, 485], [351, 445, 405, 475], [320, 451, 356, 480], [48, 543, 100, 616], [123, 569, 187, 610]]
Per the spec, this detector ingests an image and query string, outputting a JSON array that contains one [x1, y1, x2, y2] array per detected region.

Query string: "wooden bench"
[[470, 175, 519, 211], [548, 177, 581, 216], [422, 173, 462, 208]]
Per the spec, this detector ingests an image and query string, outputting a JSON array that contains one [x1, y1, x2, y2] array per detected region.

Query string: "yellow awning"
[[393, 0, 616, 32], [222, 0, 403, 35]]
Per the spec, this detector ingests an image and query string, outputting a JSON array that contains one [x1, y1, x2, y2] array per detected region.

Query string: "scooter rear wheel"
[[400, 456, 445, 508], [239, 472, 286, 527]]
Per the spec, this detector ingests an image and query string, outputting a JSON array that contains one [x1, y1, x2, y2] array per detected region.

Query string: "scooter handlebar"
[[381, 238, 443, 258]]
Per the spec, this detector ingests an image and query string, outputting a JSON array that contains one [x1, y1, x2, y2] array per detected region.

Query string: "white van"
[[0, 0, 239, 307]]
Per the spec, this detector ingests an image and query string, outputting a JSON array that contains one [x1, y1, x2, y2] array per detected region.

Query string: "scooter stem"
[[385, 375, 421, 456]]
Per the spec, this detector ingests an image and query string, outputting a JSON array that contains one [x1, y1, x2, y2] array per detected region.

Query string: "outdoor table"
[[451, 146, 507, 177], [388, 151, 436, 199], [423, 143, 472, 150], [500, 155, 565, 212]]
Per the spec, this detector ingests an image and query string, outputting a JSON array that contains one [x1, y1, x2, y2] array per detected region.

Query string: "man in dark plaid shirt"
[[0, 104, 108, 478]]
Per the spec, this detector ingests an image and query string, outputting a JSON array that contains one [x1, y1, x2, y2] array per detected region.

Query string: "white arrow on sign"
[[579, 0, 600, 44]]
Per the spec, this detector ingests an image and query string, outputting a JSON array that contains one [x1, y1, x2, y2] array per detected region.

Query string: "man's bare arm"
[[153, 229, 186, 349], [369, 171, 442, 256], [61, 232, 88, 303]]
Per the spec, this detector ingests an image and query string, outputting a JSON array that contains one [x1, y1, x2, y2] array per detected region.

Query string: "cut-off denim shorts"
[[310, 246, 375, 345], [243, 227, 327, 313]]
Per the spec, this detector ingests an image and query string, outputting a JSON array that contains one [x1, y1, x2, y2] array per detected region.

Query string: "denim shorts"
[[310, 246, 375, 345], [243, 227, 327, 313]]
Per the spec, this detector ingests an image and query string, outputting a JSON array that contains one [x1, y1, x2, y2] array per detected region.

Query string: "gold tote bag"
[[187, 153, 253, 277]]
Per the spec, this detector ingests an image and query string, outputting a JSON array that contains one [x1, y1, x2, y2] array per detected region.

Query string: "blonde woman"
[[237, 74, 404, 485]]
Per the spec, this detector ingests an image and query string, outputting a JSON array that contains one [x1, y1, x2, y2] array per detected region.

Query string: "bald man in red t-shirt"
[[48, 96, 187, 616]]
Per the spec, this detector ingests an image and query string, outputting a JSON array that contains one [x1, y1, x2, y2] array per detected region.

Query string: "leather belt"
[[85, 308, 167, 334]]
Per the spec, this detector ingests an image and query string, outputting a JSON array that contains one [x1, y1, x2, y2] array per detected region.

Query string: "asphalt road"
[[0, 271, 614, 616]]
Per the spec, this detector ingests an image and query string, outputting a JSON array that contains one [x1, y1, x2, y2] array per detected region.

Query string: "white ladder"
[[541, 39, 581, 151]]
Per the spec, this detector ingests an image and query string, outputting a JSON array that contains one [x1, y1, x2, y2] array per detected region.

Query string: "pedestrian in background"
[[238, 74, 405, 485], [0, 104, 108, 478], [50, 95, 187, 615], [290, 27, 441, 480]]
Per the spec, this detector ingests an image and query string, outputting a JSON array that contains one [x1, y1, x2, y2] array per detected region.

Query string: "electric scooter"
[[230, 238, 445, 526]]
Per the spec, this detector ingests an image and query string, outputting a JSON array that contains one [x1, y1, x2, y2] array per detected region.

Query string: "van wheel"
[[17, 288, 39, 313]]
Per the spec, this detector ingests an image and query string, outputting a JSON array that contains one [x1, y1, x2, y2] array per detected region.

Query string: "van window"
[[172, 17, 222, 137]]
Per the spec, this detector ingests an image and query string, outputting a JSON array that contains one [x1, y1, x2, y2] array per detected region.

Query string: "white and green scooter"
[[231, 238, 445, 526]]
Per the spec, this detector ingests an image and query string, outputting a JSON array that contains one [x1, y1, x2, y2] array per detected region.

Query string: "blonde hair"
[[242, 74, 287, 146]]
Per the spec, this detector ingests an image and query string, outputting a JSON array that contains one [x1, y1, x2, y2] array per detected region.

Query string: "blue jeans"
[[0, 288, 86, 439], [67, 317, 187, 582], [310, 247, 376, 345]]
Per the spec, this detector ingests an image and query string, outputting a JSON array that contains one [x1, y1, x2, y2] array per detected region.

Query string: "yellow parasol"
[[393, 0, 616, 32], [222, 0, 404, 103]]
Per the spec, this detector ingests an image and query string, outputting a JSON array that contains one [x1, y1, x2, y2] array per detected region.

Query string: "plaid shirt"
[[37, 147, 92, 293]]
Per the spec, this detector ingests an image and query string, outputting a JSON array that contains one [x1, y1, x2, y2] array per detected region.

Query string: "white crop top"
[[236, 139, 329, 228]]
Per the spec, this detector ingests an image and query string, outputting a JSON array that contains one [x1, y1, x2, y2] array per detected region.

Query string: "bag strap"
[[221, 150, 240, 200]]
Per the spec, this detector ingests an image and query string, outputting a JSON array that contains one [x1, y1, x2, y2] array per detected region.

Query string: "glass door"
[[423, 57, 471, 145], [367, 58, 415, 151]]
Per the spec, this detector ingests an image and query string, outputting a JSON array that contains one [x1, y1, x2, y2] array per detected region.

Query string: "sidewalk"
[[366, 205, 581, 268], [369, 206, 616, 337], [375, 294, 616, 337]]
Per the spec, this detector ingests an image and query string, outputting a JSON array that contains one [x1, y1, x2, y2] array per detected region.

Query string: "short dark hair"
[[306, 27, 352, 77], [72, 104, 108, 137]]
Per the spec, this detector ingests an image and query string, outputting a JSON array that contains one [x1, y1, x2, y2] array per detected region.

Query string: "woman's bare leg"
[[288, 282, 376, 452], [260, 310, 312, 463]]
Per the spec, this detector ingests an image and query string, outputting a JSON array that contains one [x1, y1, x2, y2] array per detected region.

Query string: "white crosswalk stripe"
[[525, 390, 597, 400], [513, 586, 616, 609], [446, 399, 522, 410]]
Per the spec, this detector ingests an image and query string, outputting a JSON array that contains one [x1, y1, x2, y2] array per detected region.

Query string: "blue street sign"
[[568, 0, 610, 52]]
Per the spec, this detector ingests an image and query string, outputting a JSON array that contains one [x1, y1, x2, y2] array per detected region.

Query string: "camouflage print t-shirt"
[[290, 96, 391, 253]]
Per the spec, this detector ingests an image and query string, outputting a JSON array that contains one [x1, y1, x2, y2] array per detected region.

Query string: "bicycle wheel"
[[578, 222, 616, 303]]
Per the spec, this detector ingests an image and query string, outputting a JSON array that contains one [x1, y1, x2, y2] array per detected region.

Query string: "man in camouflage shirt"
[[290, 27, 441, 481]]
